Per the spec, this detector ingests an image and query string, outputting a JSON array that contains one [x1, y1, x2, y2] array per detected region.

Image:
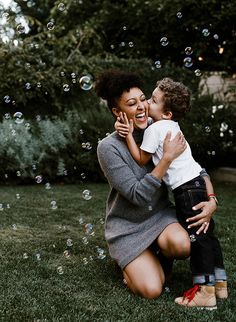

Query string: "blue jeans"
[[173, 176, 225, 284]]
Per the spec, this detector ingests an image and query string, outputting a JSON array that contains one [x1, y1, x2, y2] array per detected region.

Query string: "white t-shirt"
[[140, 120, 202, 190]]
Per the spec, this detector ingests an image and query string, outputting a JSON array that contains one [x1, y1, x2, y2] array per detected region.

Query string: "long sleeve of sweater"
[[97, 136, 162, 207]]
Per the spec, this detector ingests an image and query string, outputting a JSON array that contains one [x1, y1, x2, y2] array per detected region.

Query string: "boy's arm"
[[126, 132, 152, 166]]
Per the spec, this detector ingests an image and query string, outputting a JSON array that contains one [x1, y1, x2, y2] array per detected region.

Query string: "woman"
[[95, 69, 217, 299]]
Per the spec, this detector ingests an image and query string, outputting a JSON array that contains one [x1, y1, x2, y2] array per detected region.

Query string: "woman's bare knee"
[[158, 223, 190, 258], [139, 283, 163, 299]]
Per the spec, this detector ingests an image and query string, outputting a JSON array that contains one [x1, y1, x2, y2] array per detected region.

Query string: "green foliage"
[[0, 182, 235, 321]]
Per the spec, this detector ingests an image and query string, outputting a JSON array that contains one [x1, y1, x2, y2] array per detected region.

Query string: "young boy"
[[115, 77, 227, 309]]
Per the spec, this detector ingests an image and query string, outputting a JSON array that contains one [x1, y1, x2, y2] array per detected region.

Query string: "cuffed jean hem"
[[193, 274, 215, 285], [215, 267, 227, 281]]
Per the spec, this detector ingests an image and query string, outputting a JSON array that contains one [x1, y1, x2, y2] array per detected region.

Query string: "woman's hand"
[[114, 112, 133, 138], [163, 131, 187, 162], [186, 199, 217, 234]]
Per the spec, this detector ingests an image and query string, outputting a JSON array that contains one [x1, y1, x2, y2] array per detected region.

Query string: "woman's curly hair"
[[95, 69, 144, 112], [156, 78, 191, 120]]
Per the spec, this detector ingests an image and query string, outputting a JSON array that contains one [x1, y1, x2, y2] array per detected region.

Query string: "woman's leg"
[[157, 222, 190, 259], [123, 248, 165, 299]]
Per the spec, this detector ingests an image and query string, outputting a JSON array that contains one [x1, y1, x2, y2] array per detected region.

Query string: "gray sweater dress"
[[97, 129, 178, 269]]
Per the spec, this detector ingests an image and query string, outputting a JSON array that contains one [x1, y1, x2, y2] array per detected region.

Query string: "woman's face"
[[113, 87, 149, 130]]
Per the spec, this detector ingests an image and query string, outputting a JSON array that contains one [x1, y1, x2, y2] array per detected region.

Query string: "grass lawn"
[[0, 181, 235, 322]]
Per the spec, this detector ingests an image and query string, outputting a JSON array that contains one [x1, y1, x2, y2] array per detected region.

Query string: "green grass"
[[0, 181, 235, 322]]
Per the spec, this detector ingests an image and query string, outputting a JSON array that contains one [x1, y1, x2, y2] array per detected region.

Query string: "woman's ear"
[[162, 111, 173, 120], [112, 107, 120, 117]]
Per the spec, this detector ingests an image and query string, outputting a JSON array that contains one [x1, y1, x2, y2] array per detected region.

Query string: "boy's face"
[[148, 87, 166, 121]]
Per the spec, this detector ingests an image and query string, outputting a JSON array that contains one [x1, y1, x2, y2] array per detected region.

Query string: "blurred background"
[[0, 0, 235, 183]]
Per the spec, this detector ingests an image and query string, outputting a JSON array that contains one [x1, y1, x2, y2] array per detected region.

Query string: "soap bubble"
[[202, 28, 210, 37], [205, 126, 211, 133], [82, 189, 92, 200], [36, 82, 42, 88], [4, 95, 11, 103], [176, 11, 183, 19], [25, 82, 31, 90], [85, 223, 94, 236], [58, 3, 65, 11], [185, 47, 193, 55], [12, 224, 17, 230], [63, 250, 70, 258], [190, 234, 196, 242], [4, 113, 11, 120], [154, 60, 162, 68], [83, 257, 88, 265], [2, 12, 9, 21], [160, 37, 169, 46], [50, 200, 58, 210], [82, 237, 88, 244], [13, 112, 24, 124], [16, 24, 25, 34], [45, 183, 51, 190], [63, 84, 70, 92], [79, 75, 93, 91], [57, 266, 64, 274], [35, 175, 43, 184], [16, 193, 20, 199], [183, 57, 193, 68], [23, 253, 29, 259], [79, 217, 84, 225], [194, 69, 201, 77], [36, 115, 41, 122], [81, 173, 86, 179], [0, 204, 3, 211], [35, 253, 41, 261], [128, 41, 134, 47], [213, 34, 219, 40], [25, 122, 31, 130], [47, 22, 54, 30], [66, 238, 73, 247], [96, 247, 106, 259]]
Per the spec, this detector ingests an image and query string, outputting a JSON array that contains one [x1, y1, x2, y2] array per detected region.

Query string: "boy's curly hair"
[[95, 69, 144, 112], [156, 78, 191, 120]]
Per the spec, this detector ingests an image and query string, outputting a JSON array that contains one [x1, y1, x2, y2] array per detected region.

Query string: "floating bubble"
[[148, 205, 153, 211], [123, 26, 127, 30], [66, 238, 73, 247], [202, 28, 210, 37], [47, 22, 54, 30], [5, 174, 8, 179], [99, 218, 105, 225], [6, 204, 10, 209], [25, 82, 31, 90], [83, 257, 88, 265], [71, 73, 76, 79], [23, 252, 29, 259], [12, 224, 17, 230], [58, 3, 65, 11], [3, 95, 11, 103], [79, 217, 84, 225], [63, 84, 70, 92], [50, 200, 58, 210], [194, 69, 201, 77], [81, 173, 86, 179], [25, 63, 31, 69], [89, 255, 94, 261], [72, 78, 76, 84], [154, 60, 162, 68], [16, 24, 25, 34], [213, 34, 219, 40], [35, 175, 43, 184], [16, 171, 21, 177], [183, 57, 193, 68], [190, 234, 196, 242], [36, 115, 41, 122], [35, 253, 41, 261], [79, 75, 93, 91], [160, 37, 169, 46], [11, 129, 16, 136], [185, 46, 193, 55], [16, 193, 20, 199], [36, 82, 42, 88], [220, 122, 228, 131], [13, 112, 24, 124], [205, 126, 211, 133], [60, 71, 65, 77], [63, 250, 70, 258], [96, 247, 106, 259], [85, 223, 94, 236], [82, 236, 88, 244], [0, 204, 3, 211], [45, 183, 51, 190], [57, 266, 64, 274], [32, 164, 37, 171], [79, 129, 84, 135], [4, 113, 11, 120], [128, 41, 134, 48], [2, 12, 9, 21], [176, 11, 183, 19], [82, 189, 92, 200], [25, 122, 31, 130]]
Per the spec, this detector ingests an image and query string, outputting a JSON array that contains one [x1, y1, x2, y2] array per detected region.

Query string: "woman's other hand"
[[163, 131, 186, 162], [186, 199, 217, 234]]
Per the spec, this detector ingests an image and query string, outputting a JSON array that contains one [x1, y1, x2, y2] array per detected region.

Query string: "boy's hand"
[[114, 112, 133, 138]]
